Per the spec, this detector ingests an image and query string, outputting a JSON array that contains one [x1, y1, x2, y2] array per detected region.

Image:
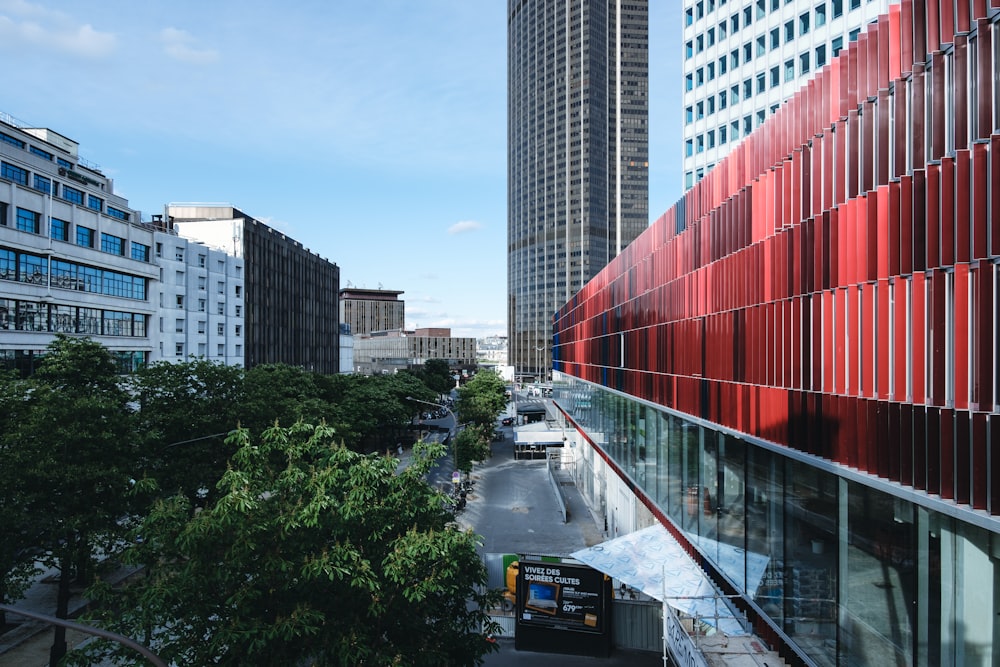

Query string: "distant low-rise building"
[[476, 334, 507, 365], [339, 287, 404, 337], [354, 327, 476, 376]]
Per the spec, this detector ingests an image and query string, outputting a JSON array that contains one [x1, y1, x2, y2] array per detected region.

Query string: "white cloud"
[[160, 27, 218, 65], [0, 1, 115, 58], [448, 220, 483, 234]]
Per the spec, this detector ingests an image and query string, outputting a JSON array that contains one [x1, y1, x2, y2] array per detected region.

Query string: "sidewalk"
[[0, 562, 140, 666]]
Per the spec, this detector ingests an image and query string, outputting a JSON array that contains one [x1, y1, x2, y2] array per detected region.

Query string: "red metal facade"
[[554, 0, 1000, 515]]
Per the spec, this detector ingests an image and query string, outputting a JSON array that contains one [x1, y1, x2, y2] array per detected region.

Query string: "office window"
[[697, 135, 705, 153], [832, 0, 843, 18], [707, 62, 715, 80], [197, 321, 206, 334], [175, 270, 184, 286], [686, 7, 694, 25], [175, 248, 184, 262], [155, 242, 162, 258], [0, 201, 6, 226], [816, 44, 828, 67], [33, 174, 51, 194], [234, 345, 241, 357], [850, 0, 860, 8], [235, 305, 242, 317], [696, 68, 704, 86], [707, 28, 715, 47], [730, 14, 739, 32], [707, 97, 715, 114], [175, 295, 184, 309], [1, 162, 27, 186], [707, 130, 716, 149], [217, 323, 224, 336], [106, 206, 129, 221], [62, 185, 83, 205], [0, 132, 24, 148], [815, 3, 827, 27], [235, 325, 241, 337], [217, 344, 224, 357], [719, 90, 728, 110], [16, 207, 39, 234], [743, 78, 753, 98], [731, 120, 740, 138], [198, 343, 206, 357], [87, 195, 102, 212], [217, 281, 225, 294], [175, 343, 184, 357], [785, 59, 796, 81], [100, 233, 125, 255], [784, 20, 794, 42], [770, 28, 780, 50], [217, 302, 225, 315], [686, 74, 693, 91], [755, 0, 765, 19], [730, 49, 739, 68], [832, 36, 844, 57], [731, 84, 740, 103], [50, 218, 68, 241], [799, 12, 810, 35], [744, 115, 753, 135], [198, 299, 206, 312], [198, 276, 206, 290], [849, 27, 860, 42], [771, 0, 780, 9], [720, 125, 728, 144], [756, 72, 766, 94], [718, 20, 727, 39], [29, 145, 52, 161], [756, 35, 766, 57], [176, 319, 184, 333], [198, 254, 206, 268], [771, 66, 780, 88], [686, 41, 693, 59], [696, 1, 704, 19], [685, 139, 694, 157], [800, 51, 811, 74], [697, 101, 705, 119], [234, 285, 241, 297], [743, 42, 752, 62], [743, 6, 751, 26], [76, 226, 94, 248], [686, 106, 694, 124], [757, 109, 766, 126], [131, 242, 150, 262]]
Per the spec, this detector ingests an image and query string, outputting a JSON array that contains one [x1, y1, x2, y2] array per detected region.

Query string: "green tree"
[[238, 364, 331, 434], [320, 372, 433, 452], [455, 371, 507, 430], [75, 423, 501, 667], [421, 358, 455, 396], [133, 358, 244, 504], [454, 424, 494, 474], [1, 336, 137, 666]]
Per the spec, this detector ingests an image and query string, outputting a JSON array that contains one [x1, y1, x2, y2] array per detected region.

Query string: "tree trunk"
[[74, 532, 89, 585], [49, 550, 71, 667]]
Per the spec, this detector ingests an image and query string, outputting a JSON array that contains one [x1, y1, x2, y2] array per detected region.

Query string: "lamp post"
[[406, 396, 458, 480]]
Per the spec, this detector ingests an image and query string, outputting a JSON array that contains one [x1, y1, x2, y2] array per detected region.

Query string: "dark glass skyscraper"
[[507, 0, 649, 381]]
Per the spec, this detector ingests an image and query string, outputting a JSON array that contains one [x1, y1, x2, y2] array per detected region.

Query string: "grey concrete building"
[[339, 287, 404, 336], [507, 0, 649, 382]]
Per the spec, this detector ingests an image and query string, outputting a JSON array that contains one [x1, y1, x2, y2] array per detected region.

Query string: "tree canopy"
[[76, 423, 500, 667]]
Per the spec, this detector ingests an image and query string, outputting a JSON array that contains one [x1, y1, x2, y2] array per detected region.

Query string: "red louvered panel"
[[888, 181, 901, 276], [811, 293, 822, 392], [848, 286, 861, 397], [939, 408, 954, 500], [876, 186, 890, 280], [900, 0, 914, 73], [926, 162, 940, 269], [954, 263, 970, 410], [834, 121, 847, 207], [862, 99, 875, 193], [992, 135, 1000, 256], [877, 14, 890, 89], [865, 399, 879, 474], [930, 54, 946, 162], [823, 289, 835, 393], [930, 269, 947, 406], [812, 133, 823, 216], [829, 207, 840, 288], [969, 147, 986, 264], [861, 282, 876, 398], [900, 174, 913, 275], [848, 110, 860, 200], [900, 403, 914, 485], [893, 76, 908, 179], [992, 414, 1000, 513], [954, 36, 969, 147], [856, 33, 871, 101], [877, 279, 890, 400], [894, 277, 908, 400], [841, 199, 856, 286], [912, 271, 926, 403], [911, 66, 926, 170], [876, 90, 890, 187], [888, 402, 901, 479], [927, 407, 941, 494], [866, 29, 878, 98], [957, 0, 971, 32], [956, 412, 971, 505], [974, 262, 993, 409], [976, 21, 992, 140], [940, 0, 955, 44], [973, 0, 989, 20], [847, 41, 860, 111], [972, 412, 987, 510], [926, 0, 940, 53], [913, 406, 927, 490], [889, 4, 902, 80], [955, 149, 971, 263], [911, 0, 927, 63], [786, 298, 796, 389], [830, 52, 843, 123], [940, 156, 955, 267]]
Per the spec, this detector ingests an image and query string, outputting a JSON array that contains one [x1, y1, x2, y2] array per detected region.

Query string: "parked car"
[[501, 417, 514, 426]]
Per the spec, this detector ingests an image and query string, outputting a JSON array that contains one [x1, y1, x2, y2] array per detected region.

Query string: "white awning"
[[571, 525, 753, 636]]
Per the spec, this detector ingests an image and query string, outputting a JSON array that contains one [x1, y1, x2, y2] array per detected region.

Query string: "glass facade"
[[557, 377, 1000, 666]]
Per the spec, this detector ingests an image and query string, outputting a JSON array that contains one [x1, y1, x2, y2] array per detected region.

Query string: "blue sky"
[[0, 0, 682, 338]]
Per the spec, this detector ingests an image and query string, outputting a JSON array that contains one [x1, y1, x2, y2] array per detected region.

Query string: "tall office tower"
[[508, 0, 649, 383], [682, 0, 892, 191]]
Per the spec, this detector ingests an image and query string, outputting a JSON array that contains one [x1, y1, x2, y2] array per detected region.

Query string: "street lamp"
[[406, 396, 458, 479]]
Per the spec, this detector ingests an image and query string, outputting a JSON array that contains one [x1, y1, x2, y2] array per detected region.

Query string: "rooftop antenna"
[[346, 280, 354, 288]]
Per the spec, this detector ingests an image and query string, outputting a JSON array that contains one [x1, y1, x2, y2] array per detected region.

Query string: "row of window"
[[170, 342, 242, 359], [0, 159, 129, 221], [169, 318, 241, 337], [0, 130, 73, 170], [0, 298, 146, 337], [168, 294, 241, 318], [154, 242, 243, 277], [0, 247, 148, 300], [0, 201, 149, 261], [685, 31, 857, 93], [686, 0, 862, 28]]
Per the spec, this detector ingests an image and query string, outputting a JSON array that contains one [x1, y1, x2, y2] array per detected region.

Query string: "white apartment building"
[[0, 112, 157, 374], [682, 0, 893, 191], [150, 231, 245, 366]]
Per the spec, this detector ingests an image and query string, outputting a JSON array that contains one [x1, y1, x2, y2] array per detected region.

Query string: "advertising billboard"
[[516, 560, 607, 634]]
